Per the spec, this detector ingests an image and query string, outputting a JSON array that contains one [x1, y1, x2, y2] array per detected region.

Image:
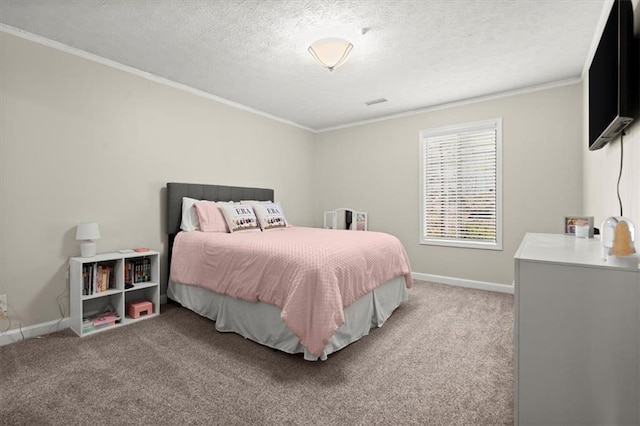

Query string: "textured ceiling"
[[0, 0, 609, 131]]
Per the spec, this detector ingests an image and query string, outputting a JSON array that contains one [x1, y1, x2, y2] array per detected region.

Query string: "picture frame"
[[564, 216, 594, 237]]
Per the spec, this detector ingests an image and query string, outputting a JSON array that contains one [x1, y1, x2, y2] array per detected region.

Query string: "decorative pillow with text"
[[253, 202, 288, 231], [219, 204, 260, 233]]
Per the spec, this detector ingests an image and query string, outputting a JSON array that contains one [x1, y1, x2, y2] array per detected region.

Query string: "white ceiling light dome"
[[308, 38, 353, 71]]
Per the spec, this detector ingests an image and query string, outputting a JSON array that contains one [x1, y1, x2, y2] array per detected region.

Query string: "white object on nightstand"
[[75, 222, 100, 257], [69, 250, 160, 337]]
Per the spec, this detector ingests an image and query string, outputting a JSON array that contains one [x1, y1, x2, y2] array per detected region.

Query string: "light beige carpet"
[[0, 281, 513, 425]]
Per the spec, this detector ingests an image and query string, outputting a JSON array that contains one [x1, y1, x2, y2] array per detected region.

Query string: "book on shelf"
[[82, 261, 116, 295], [125, 257, 152, 287], [82, 311, 121, 332], [92, 312, 120, 327]]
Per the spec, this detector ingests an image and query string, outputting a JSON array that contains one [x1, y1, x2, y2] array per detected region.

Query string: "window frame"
[[419, 118, 503, 250]]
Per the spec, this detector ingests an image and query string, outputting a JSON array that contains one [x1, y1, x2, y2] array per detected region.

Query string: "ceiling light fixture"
[[308, 38, 353, 72]]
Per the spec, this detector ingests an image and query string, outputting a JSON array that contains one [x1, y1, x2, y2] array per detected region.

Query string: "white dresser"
[[514, 233, 639, 425]]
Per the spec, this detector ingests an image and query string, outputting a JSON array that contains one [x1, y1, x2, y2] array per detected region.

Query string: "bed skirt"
[[167, 276, 408, 361]]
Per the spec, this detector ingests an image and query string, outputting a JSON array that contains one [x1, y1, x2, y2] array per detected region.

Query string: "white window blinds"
[[420, 118, 502, 250]]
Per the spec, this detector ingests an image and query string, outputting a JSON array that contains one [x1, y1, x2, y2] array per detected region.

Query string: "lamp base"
[[80, 241, 97, 258]]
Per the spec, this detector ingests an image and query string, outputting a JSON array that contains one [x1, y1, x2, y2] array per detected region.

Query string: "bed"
[[166, 182, 412, 360]]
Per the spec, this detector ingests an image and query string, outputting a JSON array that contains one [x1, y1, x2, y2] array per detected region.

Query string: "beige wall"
[[1, 29, 586, 330], [584, 0, 640, 234], [0, 32, 316, 327], [315, 84, 584, 285]]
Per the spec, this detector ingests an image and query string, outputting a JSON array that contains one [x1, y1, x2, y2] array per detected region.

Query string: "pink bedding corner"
[[170, 226, 413, 357]]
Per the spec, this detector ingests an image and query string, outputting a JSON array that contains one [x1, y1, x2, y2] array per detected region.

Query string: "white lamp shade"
[[76, 222, 100, 241], [308, 38, 353, 71]]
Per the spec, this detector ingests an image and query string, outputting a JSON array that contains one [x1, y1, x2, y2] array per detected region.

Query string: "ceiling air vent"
[[365, 98, 388, 106]]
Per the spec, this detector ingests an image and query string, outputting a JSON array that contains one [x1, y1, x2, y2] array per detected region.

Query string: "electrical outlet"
[[0, 294, 7, 315]]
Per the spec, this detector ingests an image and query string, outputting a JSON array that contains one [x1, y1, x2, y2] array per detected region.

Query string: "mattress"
[[169, 226, 413, 356]]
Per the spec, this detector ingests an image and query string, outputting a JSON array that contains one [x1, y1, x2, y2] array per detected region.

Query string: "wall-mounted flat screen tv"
[[588, 0, 637, 151]]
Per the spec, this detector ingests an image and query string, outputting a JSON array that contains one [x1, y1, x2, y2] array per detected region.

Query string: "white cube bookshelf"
[[69, 250, 160, 336]]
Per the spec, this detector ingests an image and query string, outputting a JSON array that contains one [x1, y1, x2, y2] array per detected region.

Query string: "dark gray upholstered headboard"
[[166, 182, 274, 236], [166, 183, 274, 274]]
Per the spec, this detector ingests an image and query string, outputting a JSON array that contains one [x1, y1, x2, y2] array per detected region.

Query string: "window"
[[419, 118, 502, 250]]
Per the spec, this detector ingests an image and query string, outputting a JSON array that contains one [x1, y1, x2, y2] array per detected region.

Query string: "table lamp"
[[76, 222, 100, 257], [601, 216, 637, 267]]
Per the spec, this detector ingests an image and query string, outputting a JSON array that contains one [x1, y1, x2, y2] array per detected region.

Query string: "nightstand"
[[69, 250, 160, 336]]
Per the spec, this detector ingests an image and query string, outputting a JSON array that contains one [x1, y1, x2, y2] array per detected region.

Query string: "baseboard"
[[412, 272, 514, 294], [0, 279, 507, 347], [0, 316, 70, 346], [0, 295, 170, 346]]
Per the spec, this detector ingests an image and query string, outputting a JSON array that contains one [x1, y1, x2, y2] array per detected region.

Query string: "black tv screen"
[[588, 0, 637, 151]]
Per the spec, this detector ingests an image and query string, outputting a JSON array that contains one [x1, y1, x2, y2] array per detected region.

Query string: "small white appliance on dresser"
[[514, 233, 639, 425]]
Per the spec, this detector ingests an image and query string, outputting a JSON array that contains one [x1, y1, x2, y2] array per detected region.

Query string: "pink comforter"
[[170, 226, 413, 357]]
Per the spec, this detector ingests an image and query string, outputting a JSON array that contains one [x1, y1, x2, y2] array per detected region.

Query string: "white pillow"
[[241, 200, 270, 205], [253, 202, 288, 231], [219, 204, 260, 233], [180, 197, 200, 231]]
